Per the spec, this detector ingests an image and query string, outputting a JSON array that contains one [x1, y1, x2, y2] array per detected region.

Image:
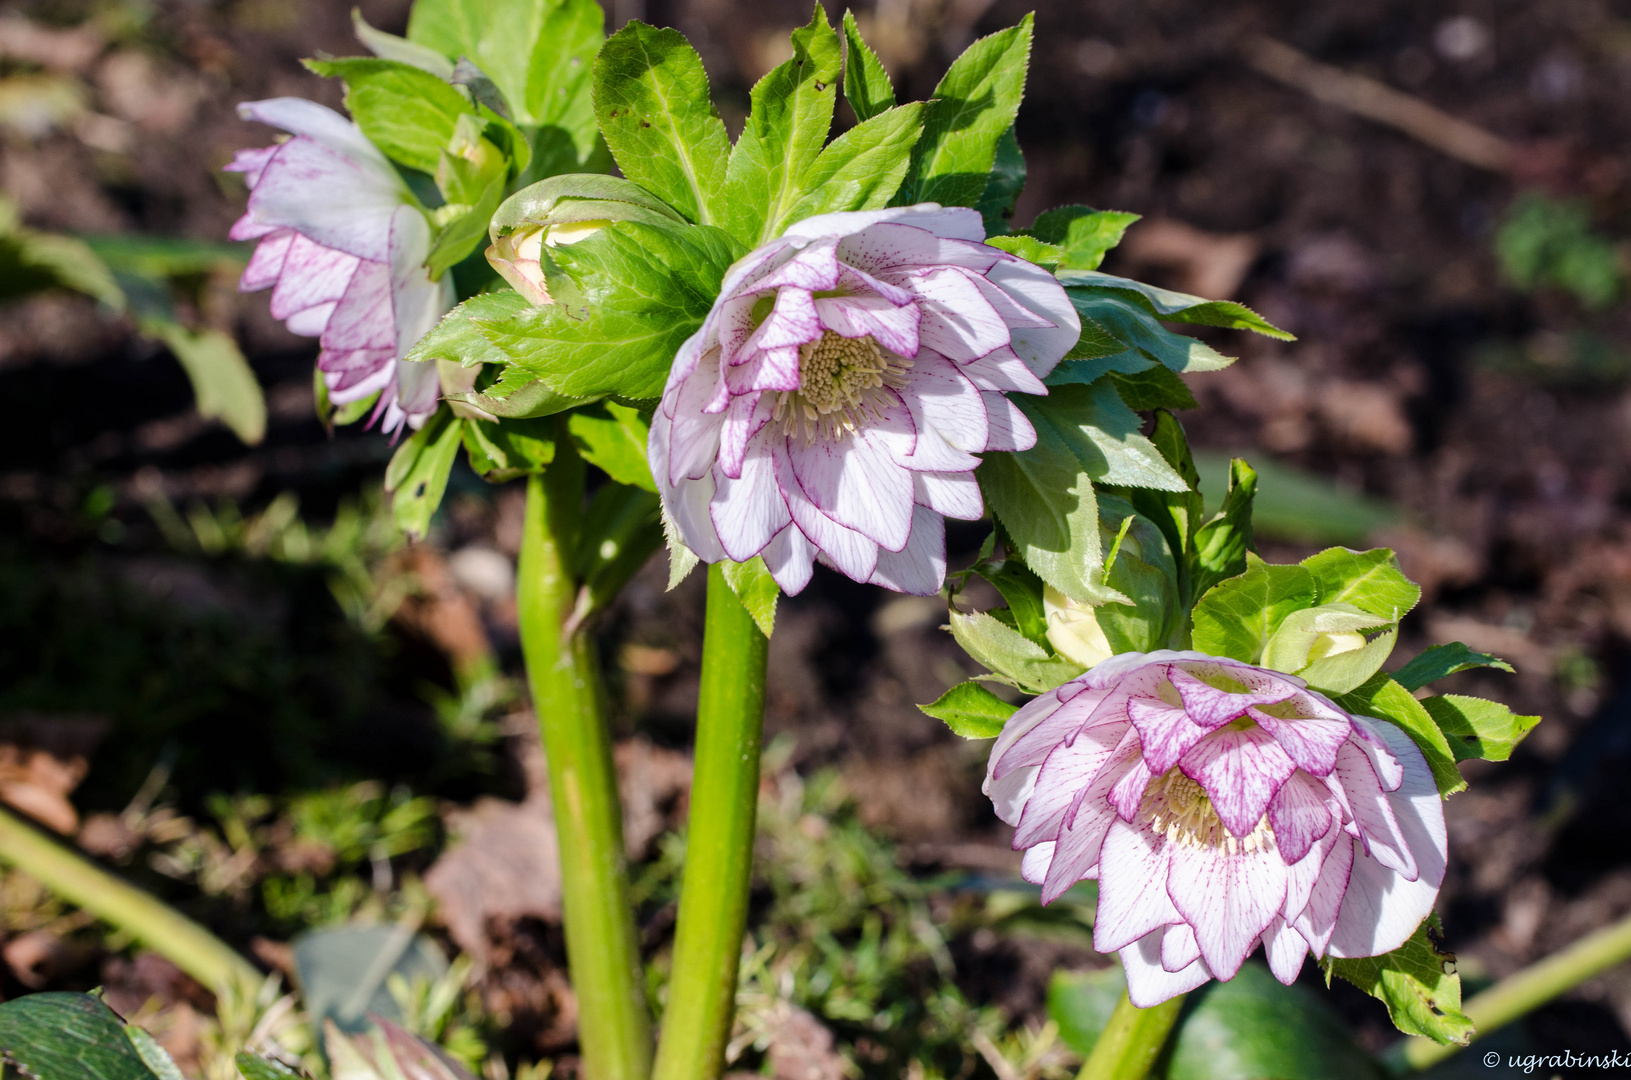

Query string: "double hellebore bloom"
[[228, 98, 453, 435], [649, 205, 1079, 595], [985, 651, 1446, 1006]]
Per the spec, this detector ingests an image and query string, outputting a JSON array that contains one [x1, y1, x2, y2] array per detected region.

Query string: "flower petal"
[[238, 97, 393, 170], [1093, 819, 1182, 954], [1328, 738, 1417, 880], [1123, 928, 1214, 1007], [1178, 725, 1297, 840], [1020, 841, 1055, 885], [913, 471, 982, 520], [240, 229, 293, 292], [1249, 699, 1352, 777], [981, 391, 1037, 451], [773, 440, 880, 581], [1014, 722, 1135, 848], [710, 446, 791, 562], [244, 137, 403, 262], [814, 293, 920, 357], [986, 257, 1081, 377], [896, 353, 987, 465], [1169, 661, 1300, 730], [786, 410, 915, 552], [269, 235, 358, 323], [1268, 771, 1335, 864], [906, 266, 1012, 361], [1166, 841, 1288, 980], [1294, 834, 1354, 958], [960, 346, 1048, 396], [760, 523, 815, 595], [1261, 917, 1310, 985], [868, 504, 946, 595]]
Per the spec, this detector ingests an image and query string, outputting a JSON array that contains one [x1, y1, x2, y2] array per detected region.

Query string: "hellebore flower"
[[984, 651, 1446, 1006], [228, 98, 453, 435], [649, 205, 1079, 595]]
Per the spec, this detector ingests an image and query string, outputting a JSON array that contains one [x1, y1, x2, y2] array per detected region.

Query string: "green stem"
[[1078, 990, 1186, 1080], [519, 464, 652, 1080], [651, 564, 770, 1080], [1396, 910, 1631, 1072], [0, 804, 259, 996]]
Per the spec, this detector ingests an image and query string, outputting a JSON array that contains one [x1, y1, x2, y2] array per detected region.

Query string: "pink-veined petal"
[[1093, 819, 1181, 954], [1329, 738, 1417, 880], [1166, 842, 1288, 980], [786, 411, 915, 552], [1122, 928, 1213, 1008], [1161, 921, 1201, 972], [912, 471, 982, 520], [1268, 771, 1335, 864], [867, 504, 945, 595], [710, 447, 791, 562], [1261, 917, 1310, 985], [981, 391, 1036, 452], [760, 523, 815, 595], [987, 257, 1080, 377], [1294, 834, 1354, 959], [240, 229, 293, 292], [269, 235, 358, 322], [1178, 725, 1297, 840]]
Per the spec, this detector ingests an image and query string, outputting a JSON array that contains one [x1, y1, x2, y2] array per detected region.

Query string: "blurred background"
[[1, 0, 1630, 1075]]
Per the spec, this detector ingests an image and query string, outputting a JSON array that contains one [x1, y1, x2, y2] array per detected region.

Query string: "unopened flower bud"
[[1043, 585, 1113, 669], [485, 220, 608, 306]]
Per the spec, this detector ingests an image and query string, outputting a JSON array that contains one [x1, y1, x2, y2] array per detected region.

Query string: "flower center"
[[1140, 768, 1275, 854], [773, 331, 912, 442]]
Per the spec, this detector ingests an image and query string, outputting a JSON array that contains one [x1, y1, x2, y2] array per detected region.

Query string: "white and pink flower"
[[984, 651, 1446, 1006], [648, 205, 1079, 595], [228, 98, 453, 435]]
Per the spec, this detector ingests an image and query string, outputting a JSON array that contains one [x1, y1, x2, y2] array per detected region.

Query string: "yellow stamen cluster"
[[1141, 768, 1275, 855], [774, 330, 912, 442]]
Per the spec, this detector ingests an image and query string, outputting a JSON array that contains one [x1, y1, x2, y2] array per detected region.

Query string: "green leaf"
[[1325, 917, 1472, 1046], [1058, 268, 1294, 340], [568, 402, 656, 491], [781, 102, 924, 224], [449, 367, 591, 419], [722, 557, 779, 637], [1194, 451, 1397, 546], [236, 1051, 306, 1079], [896, 16, 1032, 208], [1032, 381, 1191, 492], [948, 609, 1084, 694], [1262, 604, 1395, 675], [593, 22, 731, 226], [918, 680, 1018, 739], [1332, 674, 1464, 797], [315, 367, 378, 429], [0, 225, 124, 308], [479, 221, 739, 399], [1191, 554, 1317, 664], [1110, 364, 1197, 411], [1393, 643, 1516, 692], [353, 10, 456, 79], [1095, 496, 1180, 654], [841, 11, 894, 122], [984, 233, 1061, 268], [724, 4, 843, 245], [967, 558, 1049, 648], [426, 170, 507, 277], [1115, 409, 1203, 604], [461, 415, 556, 479], [1048, 967, 1126, 1057], [125, 1027, 184, 1080], [305, 58, 475, 174], [1029, 207, 1140, 271], [576, 482, 663, 610], [977, 419, 1103, 606], [143, 320, 267, 445], [662, 504, 700, 589], [1070, 293, 1236, 373], [385, 409, 464, 539], [974, 126, 1026, 236], [1301, 547, 1421, 620], [1420, 694, 1541, 763], [0, 992, 162, 1080], [490, 173, 687, 235], [407, 291, 532, 367], [1189, 457, 1256, 602]]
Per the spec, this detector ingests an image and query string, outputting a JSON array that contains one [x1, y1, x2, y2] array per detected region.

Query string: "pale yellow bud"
[[485, 220, 611, 307], [1043, 585, 1114, 669], [1306, 629, 1367, 661]]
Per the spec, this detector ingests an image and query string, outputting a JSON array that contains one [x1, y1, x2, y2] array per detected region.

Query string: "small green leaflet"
[[386, 408, 465, 539], [1058, 269, 1294, 340], [948, 609, 1085, 694], [236, 1051, 306, 1080], [408, 291, 531, 368], [1393, 642, 1516, 692], [967, 557, 1050, 648], [1333, 673, 1464, 797], [721, 556, 779, 637], [895, 15, 1032, 208], [593, 22, 731, 226], [305, 58, 475, 174], [1071, 293, 1236, 373], [1419, 695, 1540, 763], [1191, 554, 1316, 664], [723, 4, 842, 245], [1109, 364, 1197, 411], [0, 992, 168, 1080], [353, 10, 455, 80], [841, 11, 895, 122], [1029, 206, 1141, 271], [780, 103, 925, 225], [462, 415, 555, 480], [1301, 546, 1421, 620], [144, 320, 266, 446], [1325, 917, 1473, 1046], [576, 483, 664, 611], [426, 171, 506, 277], [1188, 457, 1257, 602], [1028, 381, 1192, 492], [568, 402, 656, 491], [919, 681, 1018, 739], [984, 233, 1061, 268], [1094, 497, 1181, 654]]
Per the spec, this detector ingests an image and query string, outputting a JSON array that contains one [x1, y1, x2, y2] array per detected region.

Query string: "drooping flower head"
[[227, 98, 453, 435], [985, 651, 1445, 1006], [649, 205, 1079, 595]]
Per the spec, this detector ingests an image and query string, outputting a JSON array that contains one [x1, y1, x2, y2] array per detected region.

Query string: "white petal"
[[1166, 842, 1288, 980], [773, 440, 880, 581], [907, 266, 1011, 361], [285, 302, 335, 337], [786, 420, 914, 552], [388, 206, 451, 358], [987, 258, 1080, 378], [1093, 820, 1182, 954], [913, 471, 982, 520], [784, 204, 986, 244], [981, 392, 1036, 452], [321, 258, 394, 352], [238, 97, 394, 172], [960, 346, 1047, 395], [1294, 835, 1354, 958], [1348, 715, 1406, 791], [665, 467, 727, 564], [1020, 841, 1055, 885], [1122, 928, 1213, 1008], [1328, 739, 1417, 880], [240, 229, 293, 292], [760, 523, 816, 595], [1261, 917, 1310, 985], [1013, 724, 1135, 848], [710, 447, 792, 562], [868, 504, 946, 595], [665, 349, 726, 486], [898, 353, 988, 463], [1161, 921, 1201, 972], [244, 137, 403, 262], [269, 235, 358, 322], [1040, 748, 1141, 902]]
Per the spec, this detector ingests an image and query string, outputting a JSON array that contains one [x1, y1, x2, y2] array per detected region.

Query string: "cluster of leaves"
[[1495, 191, 1624, 310]]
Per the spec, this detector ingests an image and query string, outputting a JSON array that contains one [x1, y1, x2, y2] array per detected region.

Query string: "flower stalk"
[[1394, 908, 1631, 1072], [518, 458, 652, 1080], [651, 564, 770, 1080], [0, 804, 260, 997], [1078, 990, 1186, 1080]]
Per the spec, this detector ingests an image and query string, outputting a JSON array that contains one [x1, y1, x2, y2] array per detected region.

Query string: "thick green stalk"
[[0, 804, 259, 996], [1397, 910, 1631, 1072], [519, 463, 652, 1080], [1078, 990, 1186, 1080], [651, 565, 770, 1080]]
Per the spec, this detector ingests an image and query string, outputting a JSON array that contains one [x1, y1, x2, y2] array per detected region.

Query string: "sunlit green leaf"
[[1392, 642, 1515, 692], [568, 402, 655, 491], [1325, 917, 1472, 1046], [305, 58, 475, 174], [1188, 457, 1256, 602], [1420, 694, 1541, 763], [385, 409, 464, 540], [975, 126, 1026, 236], [461, 415, 555, 480], [0, 992, 163, 1080], [841, 11, 895, 123], [1058, 268, 1293, 340], [948, 609, 1084, 694], [1191, 554, 1316, 664], [918, 681, 1017, 739], [722, 556, 779, 637], [781, 102, 924, 224], [1302, 547, 1420, 620], [1332, 674, 1464, 796]]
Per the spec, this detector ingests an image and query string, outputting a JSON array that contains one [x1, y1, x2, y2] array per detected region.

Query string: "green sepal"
[[1069, 293, 1236, 373], [894, 15, 1032, 208], [575, 482, 663, 612], [1332, 674, 1465, 796], [461, 415, 556, 480], [1188, 457, 1256, 602], [567, 402, 656, 491], [385, 408, 464, 539], [1392, 642, 1516, 692], [948, 609, 1085, 694], [840, 10, 895, 122], [304, 57, 476, 174], [1323, 916, 1473, 1046], [488, 173, 687, 240], [426, 169, 506, 278], [966, 556, 1050, 649], [1262, 604, 1398, 695], [984, 234, 1061, 268], [721, 557, 779, 638], [1058, 268, 1294, 340], [918, 681, 1018, 739], [1419, 694, 1541, 763], [1191, 554, 1316, 664]]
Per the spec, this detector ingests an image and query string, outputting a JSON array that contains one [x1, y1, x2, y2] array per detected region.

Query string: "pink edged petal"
[[868, 504, 946, 595], [1020, 841, 1055, 885], [773, 440, 880, 581], [665, 350, 727, 485], [897, 354, 988, 464], [1178, 725, 1297, 840], [1327, 720, 1446, 959], [986, 258, 1081, 377], [1106, 749, 1154, 822], [760, 523, 816, 595], [907, 267, 1011, 361], [960, 346, 1048, 396], [988, 687, 1073, 782], [1249, 703, 1352, 777], [1347, 715, 1406, 792], [665, 466, 728, 565], [224, 145, 278, 186], [1284, 813, 1342, 923], [1013, 721, 1135, 848], [1329, 739, 1417, 880], [662, 325, 712, 396], [710, 447, 791, 563], [1161, 921, 1202, 972], [836, 223, 1000, 277], [1127, 691, 1210, 776], [240, 229, 293, 292], [1294, 834, 1354, 958], [320, 258, 395, 352], [981, 392, 1037, 451], [320, 349, 393, 399], [1166, 842, 1289, 980], [786, 413, 915, 552], [1039, 749, 1142, 901], [716, 241, 793, 304], [1093, 819, 1182, 953], [229, 213, 280, 242], [965, 268, 1055, 329], [238, 98, 392, 170], [269, 235, 358, 321], [738, 286, 820, 364], [834, 261, 914, 306], [1123, 929, 1214, 1008], [814, 294, 920, 357], [723, 345, 801, 399], [715, 292, 761, 367], [387, 207, 451, 356], [913, 471, 982, 520], [989, 689, 1110, 783], [717, 392, 773, 479], [1268, 772, 1335, 864], [1169, 661, 1301, 730], [1261, 917, 1311, 985], [742, 240, 840, 294], [244, 138, 402, 262]]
